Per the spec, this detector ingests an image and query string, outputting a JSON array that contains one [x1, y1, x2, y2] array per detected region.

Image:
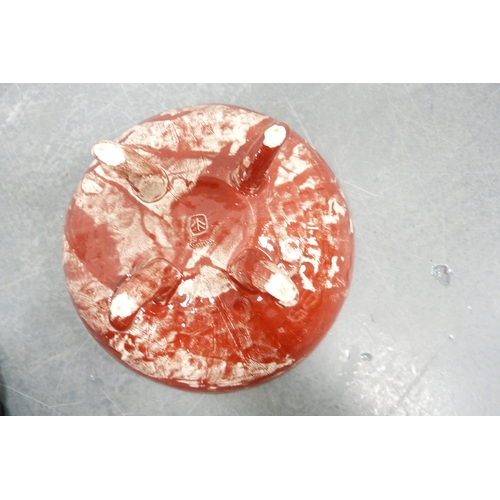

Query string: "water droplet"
[[90, 375, 104, 388], [360, 352, 372, 361], [449, 334, 455, 341], [431, 264, 453, 286]]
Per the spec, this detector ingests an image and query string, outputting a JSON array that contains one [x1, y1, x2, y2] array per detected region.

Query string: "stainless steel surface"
[[1, 83, 499, 415]]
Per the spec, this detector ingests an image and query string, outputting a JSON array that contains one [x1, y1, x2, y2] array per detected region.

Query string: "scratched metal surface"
[[1, 83, 499, 416]]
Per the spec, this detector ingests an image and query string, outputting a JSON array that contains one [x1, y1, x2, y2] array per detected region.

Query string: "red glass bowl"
[[63, 104, 354, 392]]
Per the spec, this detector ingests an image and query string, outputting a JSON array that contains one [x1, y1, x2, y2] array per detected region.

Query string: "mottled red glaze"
[[63, 104, 354, 392]]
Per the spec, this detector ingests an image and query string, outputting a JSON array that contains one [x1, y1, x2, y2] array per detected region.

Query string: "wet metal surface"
[[1, 83, 499, 415]]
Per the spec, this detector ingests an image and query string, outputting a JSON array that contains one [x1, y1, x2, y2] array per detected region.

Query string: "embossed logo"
[[189, 214, 208, 236]]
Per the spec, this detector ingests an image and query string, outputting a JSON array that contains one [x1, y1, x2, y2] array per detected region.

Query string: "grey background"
[[1, 83, 498, 415]]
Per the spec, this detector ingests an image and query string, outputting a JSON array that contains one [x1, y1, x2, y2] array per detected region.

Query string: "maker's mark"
[[189, 213, 209, 236]]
